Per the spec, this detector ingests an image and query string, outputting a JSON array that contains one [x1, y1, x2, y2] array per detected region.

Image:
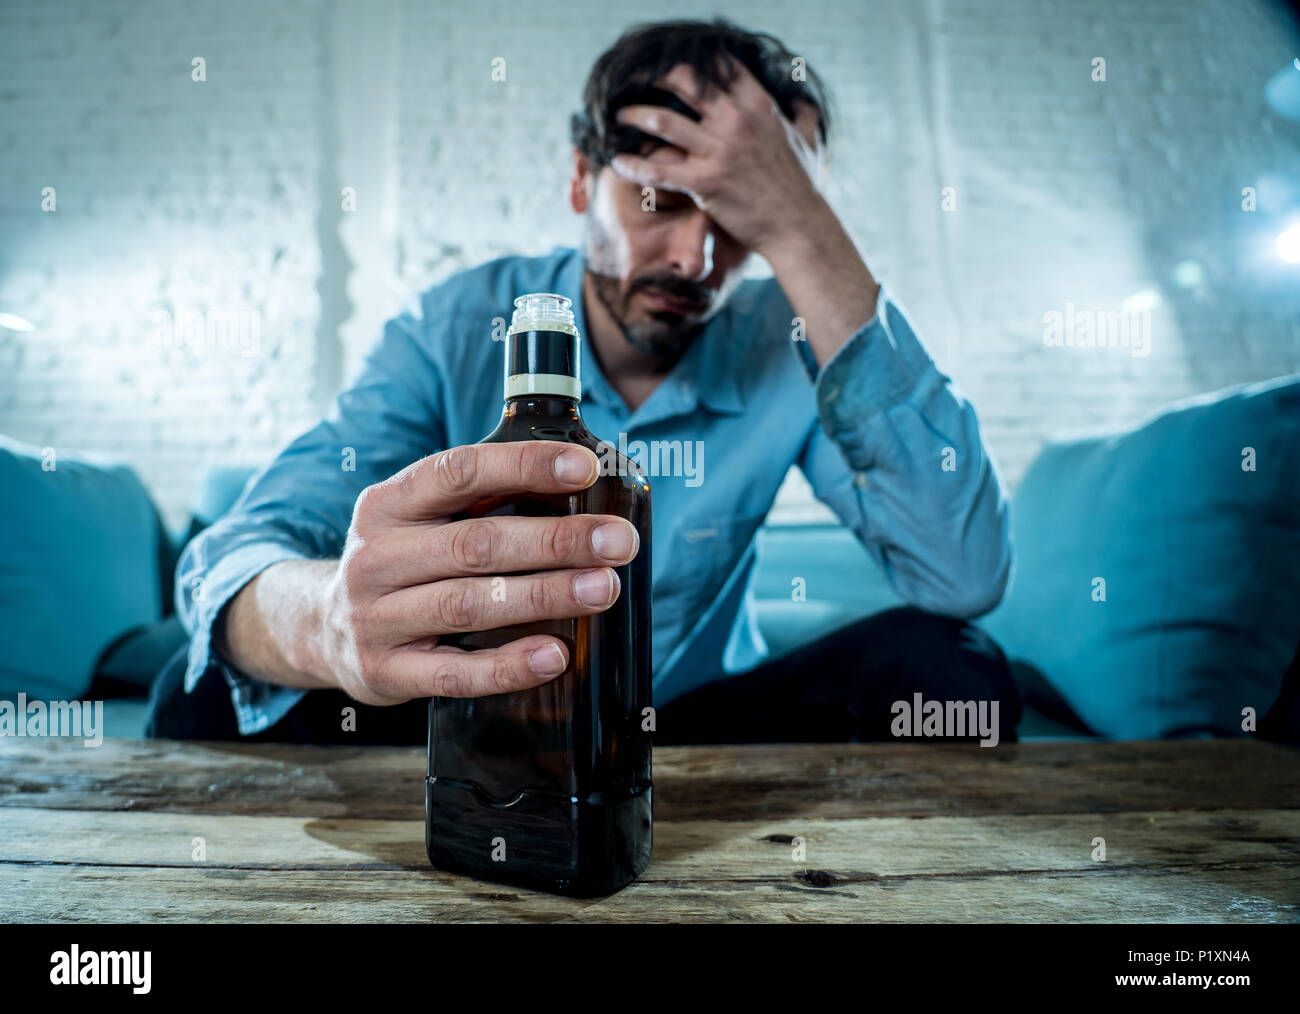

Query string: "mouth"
[[641, 288, 706, 316]]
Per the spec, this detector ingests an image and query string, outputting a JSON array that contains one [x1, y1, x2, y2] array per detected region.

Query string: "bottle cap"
[[508, 293, 578, 337]]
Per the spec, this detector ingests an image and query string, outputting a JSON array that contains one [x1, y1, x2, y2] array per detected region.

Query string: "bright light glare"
[[1171, 260, 1205, 288], [0, 312, 35, 332], [1277, 224, 1300, 264], [1122, 288, 1161, 312]]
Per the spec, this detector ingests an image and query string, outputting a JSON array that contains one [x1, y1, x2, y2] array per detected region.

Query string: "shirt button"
[[853, 471, 868, 488]]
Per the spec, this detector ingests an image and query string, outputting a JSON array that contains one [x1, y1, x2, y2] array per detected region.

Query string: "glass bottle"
[[426, 292, 652, 897]]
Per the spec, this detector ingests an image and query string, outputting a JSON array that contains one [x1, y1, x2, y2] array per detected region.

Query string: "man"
[[147, 18, 1020, 745]]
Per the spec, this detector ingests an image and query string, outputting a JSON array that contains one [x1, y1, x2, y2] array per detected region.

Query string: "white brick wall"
[[2, 0, 1297, 530], [0, 0, 331, 529]]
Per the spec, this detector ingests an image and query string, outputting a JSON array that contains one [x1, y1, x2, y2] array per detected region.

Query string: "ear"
[[569, 149, 593, 214]]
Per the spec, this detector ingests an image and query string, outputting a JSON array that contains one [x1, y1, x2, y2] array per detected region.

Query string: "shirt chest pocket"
[[652, 511, 767, 628]]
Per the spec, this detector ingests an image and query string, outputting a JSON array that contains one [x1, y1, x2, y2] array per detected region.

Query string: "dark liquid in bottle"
[[426, 397, 652, 897]]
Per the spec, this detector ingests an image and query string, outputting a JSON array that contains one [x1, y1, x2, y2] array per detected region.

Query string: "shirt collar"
[[554, 245, 745, 419]]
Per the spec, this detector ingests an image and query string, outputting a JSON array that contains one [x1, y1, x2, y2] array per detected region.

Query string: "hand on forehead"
[[652, 60, 822, 153]]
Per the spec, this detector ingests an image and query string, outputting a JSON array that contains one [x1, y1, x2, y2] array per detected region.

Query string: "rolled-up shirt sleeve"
[[176, 306, 447, 735], [794, 285, 1012, 618]]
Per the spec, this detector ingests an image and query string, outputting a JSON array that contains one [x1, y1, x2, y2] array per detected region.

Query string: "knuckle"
[[448, 519, 495, 572], [389, 457, 427, 500], [351, 484, 384, 528], [512, 441, 540, 484], [360, 659, 391, 696], [484, 654, 517, 696], [338, 547, 381, 606], [337, 552, 364, 597], [526, 575, 557, 618], [433, 445, 475, 494], [547, 519, 583, 564], [432, 583, 477, 631], [349, 639, 388, 691], [343, 538, 379, 578], [435, 658, 468, 698]]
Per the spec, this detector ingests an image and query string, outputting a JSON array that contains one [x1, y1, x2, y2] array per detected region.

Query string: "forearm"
[[797, 285, 1012, 617], [213, 559, 341, 691], [761, 196, 882, 367]]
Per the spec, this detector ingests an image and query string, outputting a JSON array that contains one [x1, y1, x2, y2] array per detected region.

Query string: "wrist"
[[225, 559, 340, 691], [294, 560, 346, 689], [756, 193, 838, 266]]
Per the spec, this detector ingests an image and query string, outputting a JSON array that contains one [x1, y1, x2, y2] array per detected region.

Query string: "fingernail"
[[574, 569, 615, 608], [529, 643, 566, 677], [592, 521, 637, 562], [554, 449, 593, 484]]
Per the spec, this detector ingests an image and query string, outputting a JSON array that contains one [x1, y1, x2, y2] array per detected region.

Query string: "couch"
[[4, 374, 1298, 743]]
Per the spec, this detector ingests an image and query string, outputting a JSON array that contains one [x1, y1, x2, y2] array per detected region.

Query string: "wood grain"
[[3, 738, 1297, 819], [3, 806, 1298, 876], [2, 864, 1294, 923], [2, 737, 1297, 922]]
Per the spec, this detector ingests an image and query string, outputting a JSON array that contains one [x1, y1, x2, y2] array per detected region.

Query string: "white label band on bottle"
[[504, 373, 581, 400]]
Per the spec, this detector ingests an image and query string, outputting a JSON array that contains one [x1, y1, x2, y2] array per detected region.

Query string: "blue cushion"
[[0, 436, 164, 701], [749, 524, 903, 658], [982, 375, 1300, 739], [194, 465, 257, 526]]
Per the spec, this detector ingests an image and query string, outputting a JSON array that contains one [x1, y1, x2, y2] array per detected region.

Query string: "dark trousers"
[[147, 607, 1020, 745], [145, 647, 429, 744], [656, 607, 1020, 744]]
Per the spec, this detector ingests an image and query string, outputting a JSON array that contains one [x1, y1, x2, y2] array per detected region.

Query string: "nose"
[[666, 209, 715, 284]]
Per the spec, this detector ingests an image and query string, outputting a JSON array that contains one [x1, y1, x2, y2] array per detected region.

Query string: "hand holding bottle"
[[319, 441, 640, 706]]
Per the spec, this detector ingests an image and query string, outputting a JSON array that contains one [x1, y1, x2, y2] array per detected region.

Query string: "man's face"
[[572, 73, 819, 363]]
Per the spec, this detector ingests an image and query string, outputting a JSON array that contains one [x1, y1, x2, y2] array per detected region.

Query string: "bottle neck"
[[501, 395, 583, 423], [503, 327, 581, 403]]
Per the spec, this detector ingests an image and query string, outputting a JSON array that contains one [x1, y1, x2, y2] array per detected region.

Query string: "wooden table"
[[1, 738, 1297, 922]]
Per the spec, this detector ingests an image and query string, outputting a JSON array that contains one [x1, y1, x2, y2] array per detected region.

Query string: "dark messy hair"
[[570, 18, 835, 171]]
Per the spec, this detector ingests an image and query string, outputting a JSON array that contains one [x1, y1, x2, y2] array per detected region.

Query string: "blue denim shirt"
[[176, 245, 1012, 735]]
